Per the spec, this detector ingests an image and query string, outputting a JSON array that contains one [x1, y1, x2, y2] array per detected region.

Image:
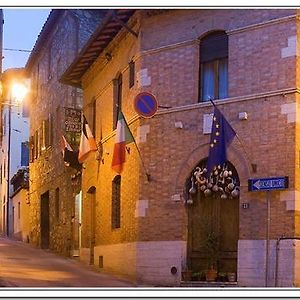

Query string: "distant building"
[[0, 68, 29, 237], [10, 167, 30, 242], [62, 9, 300, 287], [0, 9, 3, 73], [25, 9, 106, 256]]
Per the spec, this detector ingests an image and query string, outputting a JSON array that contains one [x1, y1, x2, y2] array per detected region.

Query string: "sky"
[[2, 9, 51, 71]]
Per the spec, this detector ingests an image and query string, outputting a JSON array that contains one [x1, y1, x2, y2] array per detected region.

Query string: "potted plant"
[[203, 230, 220, 282], [217, 272, 227, 282], [191, 272, 202, 281], [181, 268, 193, 281]]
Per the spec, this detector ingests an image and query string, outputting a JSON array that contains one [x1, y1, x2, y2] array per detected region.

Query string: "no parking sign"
[[134, 92, 158, 118]]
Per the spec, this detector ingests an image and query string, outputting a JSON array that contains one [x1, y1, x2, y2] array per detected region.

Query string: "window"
[[42, 117, 51, 151], [200, 31, 228, 102], [21, 142, 29, 166], [55, 187, 59, 221], [113, 74, 122, 129], [22, 100, 29, 118], [29, 136, 34, 163], [18, 202, 20, 219], [34, 130, 38, 159], [129, 61, 135, 88], [112, 175, 121, 229], [3, 113, 6, 136], [0, 165, 2, 184]]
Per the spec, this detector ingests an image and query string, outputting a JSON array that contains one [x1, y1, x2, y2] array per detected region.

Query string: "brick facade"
[[63, 9, 300, 286], [26, 9, 105, 256]]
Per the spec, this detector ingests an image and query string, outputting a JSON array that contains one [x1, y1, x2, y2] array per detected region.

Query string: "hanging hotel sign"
[[248, 176, 289, 192], [134, 92, 158, 118], [64, 108, 82, 133]]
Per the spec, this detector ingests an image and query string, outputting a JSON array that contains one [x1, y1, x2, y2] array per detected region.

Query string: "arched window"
[[200, 31, 228, 102], [112, 175, 121, 229]]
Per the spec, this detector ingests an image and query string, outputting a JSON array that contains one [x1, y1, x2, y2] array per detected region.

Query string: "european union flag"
[[207, 106, 236, 176]]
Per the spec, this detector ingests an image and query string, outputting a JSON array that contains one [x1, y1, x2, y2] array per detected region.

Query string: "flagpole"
[[120, 111, 151, 181], [133, 141, 151, 182], [209, 97, 254, 172]]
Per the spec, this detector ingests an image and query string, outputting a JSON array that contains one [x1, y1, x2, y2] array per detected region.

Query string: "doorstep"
[[180, 281, 238, 287]]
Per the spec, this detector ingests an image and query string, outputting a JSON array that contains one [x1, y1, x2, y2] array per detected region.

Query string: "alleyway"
[[0, 237, 135, 287]]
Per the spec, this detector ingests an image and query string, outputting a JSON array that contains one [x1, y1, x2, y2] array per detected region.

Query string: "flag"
[[78, 115, 98, 163], [111, 111, 135, 173], [61, 135, 81, 170], [206, 106, 236, 176]]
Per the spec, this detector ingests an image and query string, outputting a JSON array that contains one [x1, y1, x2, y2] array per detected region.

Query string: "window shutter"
[[129, 61, 135, 88], [112, 175, 121, 229], [34, 131, 38, 159], [29, 136, 34, 162], [21, 142, 29, 166], [200, 32, 228, 63]]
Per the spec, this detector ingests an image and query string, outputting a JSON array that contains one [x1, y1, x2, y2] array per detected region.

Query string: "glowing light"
[[11, 82, 28, 103]]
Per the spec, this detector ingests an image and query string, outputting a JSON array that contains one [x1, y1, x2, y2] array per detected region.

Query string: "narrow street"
[[0, 237, 135, 287]]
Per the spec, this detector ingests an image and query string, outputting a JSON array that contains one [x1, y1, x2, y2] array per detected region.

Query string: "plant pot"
[[227, 272, 236, 282], [206, 269, 217, 282], [181, 270, 192, 281]]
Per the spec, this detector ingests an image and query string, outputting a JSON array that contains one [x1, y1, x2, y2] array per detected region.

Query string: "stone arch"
[[87, 185, 96, 194], [198, 29, 227, 41], [174, 142, 251, 198]]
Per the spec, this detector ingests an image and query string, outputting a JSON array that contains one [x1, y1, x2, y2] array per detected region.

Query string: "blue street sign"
[[134, 92, 158, 118], [248, 176, 289, 192]]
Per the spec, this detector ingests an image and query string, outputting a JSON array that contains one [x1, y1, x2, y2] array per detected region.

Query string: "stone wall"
[[27, 9, 104, 256], [79, 9, 299, 286]]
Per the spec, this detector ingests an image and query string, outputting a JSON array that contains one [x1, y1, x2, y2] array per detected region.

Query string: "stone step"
[[180, 281, 238, 287]]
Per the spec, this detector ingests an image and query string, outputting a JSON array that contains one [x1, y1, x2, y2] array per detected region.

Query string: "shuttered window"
[[21, 142, 29, 166], [113, 74, 122, 130], [29, 136, 34, 162], [200, 31, 228, 102], [129, 61, 135, 88], [112, 175, 121, 229]]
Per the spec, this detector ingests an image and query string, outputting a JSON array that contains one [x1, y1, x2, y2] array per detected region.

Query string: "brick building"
[[25, 9, 105, 256], [62, 9, 300, 286]]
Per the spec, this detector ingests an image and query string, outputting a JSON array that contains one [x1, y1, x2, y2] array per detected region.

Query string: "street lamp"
[[1, 75, 29, 237]]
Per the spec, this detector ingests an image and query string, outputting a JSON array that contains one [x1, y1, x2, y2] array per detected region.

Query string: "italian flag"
[[78, 115, 98, 163], [111, 112, 135, 173]]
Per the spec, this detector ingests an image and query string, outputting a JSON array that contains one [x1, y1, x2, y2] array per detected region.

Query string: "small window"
[[29, 136, 34, 163], [18, 202, 20, 219], [22, 100, 29, 118], [34, 130, 38, 159], [21, 142, 29, 166], [129, 61, 135, 88], [112, 175, 121, 229], [0, 165, 2, 184], [55, 187, 59, 221], [200, 31, 228, 102], [113, 74, 122, 130], [3, 113, 6, 136]]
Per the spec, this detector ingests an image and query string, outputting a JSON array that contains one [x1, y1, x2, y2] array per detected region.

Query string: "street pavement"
[[0, 237, 135, 287]]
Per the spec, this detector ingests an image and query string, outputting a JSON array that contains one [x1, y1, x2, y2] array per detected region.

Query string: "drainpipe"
[[275, 236, 300, 287]]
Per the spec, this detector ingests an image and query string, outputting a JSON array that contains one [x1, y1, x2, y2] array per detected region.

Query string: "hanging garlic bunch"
[[188, 163, 240, 199]]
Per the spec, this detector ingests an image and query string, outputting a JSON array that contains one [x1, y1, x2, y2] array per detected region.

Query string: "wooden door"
[[40, 191, 50, 249], [188, 190, 239, 273]]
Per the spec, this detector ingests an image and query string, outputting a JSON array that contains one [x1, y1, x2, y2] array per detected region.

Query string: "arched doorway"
[[186, 159, 240, 278], [87, 186, 96, 265]]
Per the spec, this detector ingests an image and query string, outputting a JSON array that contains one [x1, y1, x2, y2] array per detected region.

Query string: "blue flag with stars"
[[207, 106, 236, 176]]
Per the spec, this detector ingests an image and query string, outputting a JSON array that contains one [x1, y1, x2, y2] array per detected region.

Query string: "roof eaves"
[[60, 9, 136, 88]]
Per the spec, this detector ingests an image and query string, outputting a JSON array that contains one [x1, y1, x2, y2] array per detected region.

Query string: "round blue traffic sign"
[[134, 92, 158, 118]]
